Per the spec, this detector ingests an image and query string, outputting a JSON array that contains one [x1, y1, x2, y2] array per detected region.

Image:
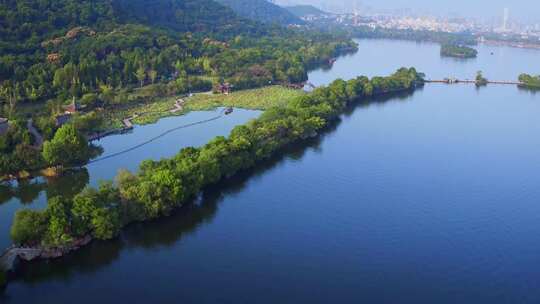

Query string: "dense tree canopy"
[[215, 0, 303, 25], [0, 0, 356, 177], [42, 124, 91, 167], [0, 0, 353, 106], [440, 44, 478, 58], [285, 5, 326, 18], [10, 209, 48, 245]]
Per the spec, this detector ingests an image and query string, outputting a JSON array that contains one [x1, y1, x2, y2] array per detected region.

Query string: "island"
[[440, 44, 478, 58], [475, 71, 489, 86], [518, 73, 540, 90]]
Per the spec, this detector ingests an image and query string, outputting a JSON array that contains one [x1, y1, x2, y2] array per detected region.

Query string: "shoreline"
[[480, 39, 540, 51]]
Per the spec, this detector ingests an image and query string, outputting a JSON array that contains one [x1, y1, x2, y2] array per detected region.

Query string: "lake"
[[2, 39, 540, 303], [0, 108, 261, 249]]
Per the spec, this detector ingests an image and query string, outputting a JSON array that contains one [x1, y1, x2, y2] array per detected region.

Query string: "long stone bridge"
[[426, 79, 523, 85]]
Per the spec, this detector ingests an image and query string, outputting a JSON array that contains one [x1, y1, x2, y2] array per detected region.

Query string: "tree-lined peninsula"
[[9, 68, 425, 259]]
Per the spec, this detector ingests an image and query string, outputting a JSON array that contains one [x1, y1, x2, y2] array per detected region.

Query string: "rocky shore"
[[0, 235, 92, 281]]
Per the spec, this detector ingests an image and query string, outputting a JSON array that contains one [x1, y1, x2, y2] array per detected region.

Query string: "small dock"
[[88, 115, 135, 142]]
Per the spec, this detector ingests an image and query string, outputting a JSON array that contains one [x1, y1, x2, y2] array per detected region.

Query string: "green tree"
[[99, 84, 115, 107], [0, 81, 20, 119], [135, 67, 146, 88], [42, 124, 90, 167], [475, 71, 488, 86], [91, 208, 121, 240], [518, 73, 540, 89], [148, 69, 158, 84], [44, 197, 72, 246], [10, 209, 48, 245]]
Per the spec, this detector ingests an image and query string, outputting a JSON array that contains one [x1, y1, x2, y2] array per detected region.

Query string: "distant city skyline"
[[276, 0, 540, 23]]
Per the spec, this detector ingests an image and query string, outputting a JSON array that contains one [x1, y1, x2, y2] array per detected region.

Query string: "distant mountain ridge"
[[0, 0, 259, 48], [285, 5, 327, 17], [111, 0, 259, 35], [215, 0, 303, 25]]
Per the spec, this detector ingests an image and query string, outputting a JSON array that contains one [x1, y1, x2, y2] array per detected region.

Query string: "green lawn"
[[185, 86, 305, 111], [100, 85, 304, 129]]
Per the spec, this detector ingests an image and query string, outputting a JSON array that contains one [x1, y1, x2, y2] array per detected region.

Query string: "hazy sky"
[[277, 0, 540, 22]]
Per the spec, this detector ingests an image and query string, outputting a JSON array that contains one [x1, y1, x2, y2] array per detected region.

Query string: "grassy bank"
[[185, 86, 305, 111], [99, 86, 305, 129]]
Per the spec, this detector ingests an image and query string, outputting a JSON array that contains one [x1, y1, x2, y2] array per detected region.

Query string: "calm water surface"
[[3, 39, 540, 303], [0, 108, 261, 249], [310, 39, 540, 84]]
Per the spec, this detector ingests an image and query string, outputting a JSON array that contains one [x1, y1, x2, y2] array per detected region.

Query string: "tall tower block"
[[503, 8, 509, 31]]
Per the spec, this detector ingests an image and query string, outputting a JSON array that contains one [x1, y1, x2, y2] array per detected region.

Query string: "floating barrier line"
[[88, 111, 226, 164]]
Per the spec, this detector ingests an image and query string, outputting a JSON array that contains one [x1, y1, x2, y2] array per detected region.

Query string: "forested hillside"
[[0, 0, 356, 177], [215, 0, 302, 25], [285, 5, 327, 18]]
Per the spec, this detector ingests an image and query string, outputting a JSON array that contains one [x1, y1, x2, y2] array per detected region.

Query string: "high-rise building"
[[503, 8, 509, 31]]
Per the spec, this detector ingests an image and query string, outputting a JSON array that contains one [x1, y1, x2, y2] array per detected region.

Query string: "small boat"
[[224, 107, 233, 115]]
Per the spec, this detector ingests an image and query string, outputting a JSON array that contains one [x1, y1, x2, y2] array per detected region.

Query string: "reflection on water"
[[0, 170, 89, 206], [0, 181, 45, 206], [518, 86, 540, 95]]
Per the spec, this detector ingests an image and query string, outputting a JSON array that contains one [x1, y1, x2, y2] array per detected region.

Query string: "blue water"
[[310, 39, 540, 84], [0, 108, 260, 249], [3, 39, 540, 303]]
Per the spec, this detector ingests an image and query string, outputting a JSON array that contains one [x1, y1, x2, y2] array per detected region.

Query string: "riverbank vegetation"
[[0, 123, 94, 178], [440, 44, 478, 58], [9, 68, 424, 251], [0, 120, 42, 178], [0, 0, 357, 178], [518, 74, 540, 90]]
